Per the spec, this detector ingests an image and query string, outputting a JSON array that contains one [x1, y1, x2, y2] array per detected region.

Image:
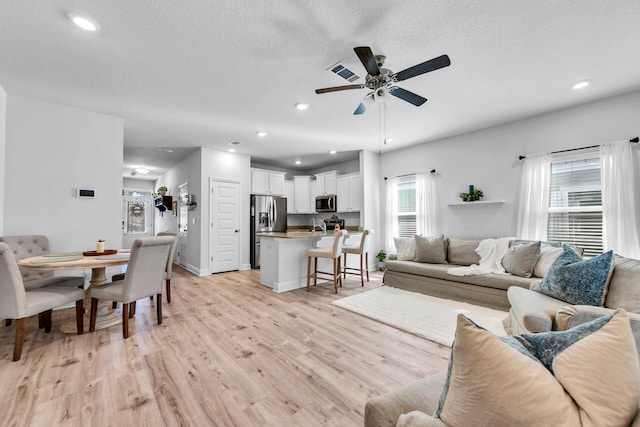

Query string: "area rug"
[[332, 286, 507, 347]]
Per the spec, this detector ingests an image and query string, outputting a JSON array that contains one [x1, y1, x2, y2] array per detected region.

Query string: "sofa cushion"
[[415, 235, 448, 264], [502, 240, 540, 278], [605, 255, 640, 312], [446, 239, 481, 266], [534, 247, 614, 306], [385, 260, 536, 291], [435, 310, 640, 427], [395, 237, 416, 261], [533, 246, 563, 278]]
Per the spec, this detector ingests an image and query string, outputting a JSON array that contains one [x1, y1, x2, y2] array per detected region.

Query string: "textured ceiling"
[[1, 1, 640, 180]]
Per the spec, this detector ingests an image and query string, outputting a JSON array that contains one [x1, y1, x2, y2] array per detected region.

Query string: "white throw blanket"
[[447, 237, 516, 276]]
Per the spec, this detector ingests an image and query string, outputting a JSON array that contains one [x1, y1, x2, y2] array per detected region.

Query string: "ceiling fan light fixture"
[[374, 87, 389, 103], [135, 166, 150, 175], [572, 80, 591, 90], [67, 12, 100, 32], [295, 103, 309, 110]]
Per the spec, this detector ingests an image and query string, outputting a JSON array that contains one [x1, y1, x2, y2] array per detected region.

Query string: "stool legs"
[[306, 256, 312, 291]]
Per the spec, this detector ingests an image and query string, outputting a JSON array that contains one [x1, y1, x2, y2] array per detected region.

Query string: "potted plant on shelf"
[[458, 188, 484, 202], [376, 250, 387, 271], [157, 186, 168, 196]]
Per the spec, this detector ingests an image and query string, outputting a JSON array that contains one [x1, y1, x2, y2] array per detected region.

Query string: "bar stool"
[[307, 230, 345, 294], [342, 229, 371, 286]]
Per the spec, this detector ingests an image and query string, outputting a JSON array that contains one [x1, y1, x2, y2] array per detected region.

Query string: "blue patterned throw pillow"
[[533, 246, 614, 306]]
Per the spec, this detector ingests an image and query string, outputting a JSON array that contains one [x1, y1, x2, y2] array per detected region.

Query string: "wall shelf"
[[448, 200, 506, 206]]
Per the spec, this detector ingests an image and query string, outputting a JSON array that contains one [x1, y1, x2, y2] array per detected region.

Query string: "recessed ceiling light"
[[572, 80, 591, 90], [158, 148, 174, 153], [329, 150, 337, 154], [228, 148, 236, 153], [384, 138, 393, 144], [68, 12, 100, 32], [135, 167, 150, 175], [295, 103, 309, 110], [294, 160, 302, 165], [256, 131, 267, 137]]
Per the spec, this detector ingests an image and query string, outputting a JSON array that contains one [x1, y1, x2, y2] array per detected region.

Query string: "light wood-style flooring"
[[0, 267, 450, 426]]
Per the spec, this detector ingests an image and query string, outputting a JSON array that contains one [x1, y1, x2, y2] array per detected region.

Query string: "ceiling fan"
[[315, 46, 451, 115]]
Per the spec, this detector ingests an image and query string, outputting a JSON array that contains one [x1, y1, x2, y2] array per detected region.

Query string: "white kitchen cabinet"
[[283, 181, 295, 214], [251, 168, 285, 195], [336, 173, 362, 212], [314, 171, 338, 196], [293, 176, 313, 213]]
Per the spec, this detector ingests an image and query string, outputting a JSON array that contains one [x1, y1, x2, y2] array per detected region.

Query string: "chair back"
[[157, 231, 178, 276], [121, 236, 174, 302], [0, 242, 27, 319], [359, 229, 371, 253], [331, 231, 346, 258], [0, 235, 53, 281]]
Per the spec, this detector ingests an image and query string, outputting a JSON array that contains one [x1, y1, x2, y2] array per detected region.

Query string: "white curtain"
[[600, 140, 640, 258], [516, 153, 551, 240], [416, 172, 438, 237], [385, 176, 398, 252]]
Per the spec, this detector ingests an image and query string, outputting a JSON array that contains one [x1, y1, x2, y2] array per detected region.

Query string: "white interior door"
[[210, 179, 240, 273]]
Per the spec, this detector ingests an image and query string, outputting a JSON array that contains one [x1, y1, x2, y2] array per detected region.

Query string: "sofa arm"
[[396, 411, 447, 427], [556, 306, 640, 355], [365, 372, 447, 427]]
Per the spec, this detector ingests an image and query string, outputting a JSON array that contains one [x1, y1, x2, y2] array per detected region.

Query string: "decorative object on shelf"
[[376, 249, 387, 270], [96, 239, 105, 253], [157, 186, 168, 196], [459, 185, 484, 202]]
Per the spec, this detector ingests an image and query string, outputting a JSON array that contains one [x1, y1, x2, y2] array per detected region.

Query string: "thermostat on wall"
[[77, 188, 95, 198]]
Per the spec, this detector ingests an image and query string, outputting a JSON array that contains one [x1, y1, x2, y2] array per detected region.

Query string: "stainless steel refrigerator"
[[250, 195, 287, 268]]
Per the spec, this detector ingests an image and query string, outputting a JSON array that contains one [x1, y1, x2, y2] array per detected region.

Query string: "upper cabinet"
[[251, 168, 285, 195], [314, 171, 338, 196], [336, 173, 362, 213], [283, 181, 295, 214], [293, 176, 314, 213]]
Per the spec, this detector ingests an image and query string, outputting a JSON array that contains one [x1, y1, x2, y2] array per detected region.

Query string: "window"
[[547, 156, 603, 256], [397, 176, 416, 237]]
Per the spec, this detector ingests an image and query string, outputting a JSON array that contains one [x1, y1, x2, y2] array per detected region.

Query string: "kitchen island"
[[257, 231, 361, 292]]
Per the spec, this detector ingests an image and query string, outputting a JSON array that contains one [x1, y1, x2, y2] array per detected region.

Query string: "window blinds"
[[397, 176, 417, 238], [547, 157, 603, 256]]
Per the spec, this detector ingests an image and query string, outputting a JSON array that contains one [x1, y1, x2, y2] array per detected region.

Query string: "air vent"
[[327, 62, 360, 82], [227, 140, 240, 146]]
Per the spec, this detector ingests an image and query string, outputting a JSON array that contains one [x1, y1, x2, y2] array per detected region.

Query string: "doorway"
[[122, 192, 154, 249], [209, 178, 240, 273]]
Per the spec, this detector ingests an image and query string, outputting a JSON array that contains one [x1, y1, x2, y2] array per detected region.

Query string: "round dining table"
[[19, 252, 131, 333]]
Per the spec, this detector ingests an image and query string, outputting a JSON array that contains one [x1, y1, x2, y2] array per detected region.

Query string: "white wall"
[[4, 95, 124, 262], [123, 178, 155, 192], [0, 85, 6, 235], [156, 147, 251, 275], [361, 150, 381, 268], [380, 89, 640, 248]]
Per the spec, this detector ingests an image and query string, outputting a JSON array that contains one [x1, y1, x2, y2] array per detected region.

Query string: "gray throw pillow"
[[447, 239, 481, 266], [394, 237, 416, 261], [502, 241, 541, 278], [414, 235, 448, 264]]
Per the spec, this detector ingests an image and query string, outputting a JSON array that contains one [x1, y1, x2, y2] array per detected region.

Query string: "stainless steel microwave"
[[315, 194, 337, 212]]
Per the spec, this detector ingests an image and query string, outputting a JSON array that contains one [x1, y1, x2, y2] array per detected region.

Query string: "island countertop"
[[256, 231, 361, 239]]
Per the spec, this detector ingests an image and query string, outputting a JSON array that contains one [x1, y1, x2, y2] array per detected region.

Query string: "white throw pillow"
[[394, 237, 416, 261], [533, 246, 563, 278]]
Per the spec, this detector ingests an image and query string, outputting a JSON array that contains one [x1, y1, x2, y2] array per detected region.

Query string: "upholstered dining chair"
[[0, 235, 85, 327], [342, 229, 371, 287], [307, 230, 345, 294], [90, 236, 173, 338], [112, 231, 178, 306], [0, 242, 84, 361]]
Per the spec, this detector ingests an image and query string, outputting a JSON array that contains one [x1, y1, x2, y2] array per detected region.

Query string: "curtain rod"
[[384, 170, 436, 181], [518, 136, 639, 160]]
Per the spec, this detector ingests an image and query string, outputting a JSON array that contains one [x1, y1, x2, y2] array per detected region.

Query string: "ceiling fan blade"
[[354, 46, 381, 76], [389, 87, 427, 106], [392, 54, 451, 82], [315, 84, 365, 94], [353, 93, 374, 115]]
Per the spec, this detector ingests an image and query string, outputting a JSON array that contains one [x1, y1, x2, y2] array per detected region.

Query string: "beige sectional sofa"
[[383, 237, 542, 311]]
